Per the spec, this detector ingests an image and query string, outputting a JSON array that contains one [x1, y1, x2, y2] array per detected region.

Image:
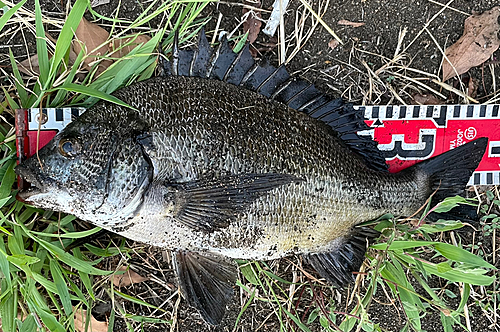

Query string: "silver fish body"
[[16, 31, 488, 325], [102, 76, 425, 260]]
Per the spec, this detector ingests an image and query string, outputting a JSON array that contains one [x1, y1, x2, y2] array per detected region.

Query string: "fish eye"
[[58, 138, 81, 158]]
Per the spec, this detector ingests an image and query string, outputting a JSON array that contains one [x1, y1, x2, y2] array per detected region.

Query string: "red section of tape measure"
[[365, 118, 500, 174], [26, 131, 58, 157], [15, 106, 500, 187]]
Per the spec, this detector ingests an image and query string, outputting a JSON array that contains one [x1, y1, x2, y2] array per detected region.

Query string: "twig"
[[403, 0, 457, 53], [425, 0, 470, 16], [211, 12, 223, 45], [424, 27, 466, 97], [297, 0, 342, 44], [279, 0, 285, 65], [431, 79, 479, 103]]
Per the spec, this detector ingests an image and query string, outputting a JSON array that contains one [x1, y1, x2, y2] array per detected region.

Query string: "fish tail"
[[414, 137, 488, 222]]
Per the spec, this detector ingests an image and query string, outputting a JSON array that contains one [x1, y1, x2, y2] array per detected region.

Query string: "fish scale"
[[92, 75, 427, 258], [16, 30, 488, 325]]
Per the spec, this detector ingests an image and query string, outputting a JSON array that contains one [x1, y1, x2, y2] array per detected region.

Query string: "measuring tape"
[[16, 105, 500, 186], [356, 104, 500, 185]]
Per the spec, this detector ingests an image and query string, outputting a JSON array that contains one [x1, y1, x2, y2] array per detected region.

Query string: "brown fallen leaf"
[[242, 0, 262, 44], [328, 39, 340, 50], [110, 34, 151, 59], [112, 266, 148, 287], [73, 17, 112, 75], [18, 54, 40, 76], [74, 308, 108, 332], [338, 19, 365, 28], [467, 77, 478, 98], [413, 93, 443, 105], [17, 31, 78, 76], [442, 6, 500, 81]]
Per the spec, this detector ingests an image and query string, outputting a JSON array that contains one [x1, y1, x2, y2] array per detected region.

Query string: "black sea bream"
[[16, 30, 487, 324]]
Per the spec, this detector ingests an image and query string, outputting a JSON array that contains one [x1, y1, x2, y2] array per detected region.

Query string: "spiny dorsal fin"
[[190, 28, 213, 77], [164, 29, 388, 172]]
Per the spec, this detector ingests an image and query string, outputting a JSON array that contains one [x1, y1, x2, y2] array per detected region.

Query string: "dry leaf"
[[442, 6, 500, 81], [242, 0, 262, 44], [73, 17, 112, 75], [110, 35, 151, 58], [18, 54, 40, 75], [74, 308, 108, 332], [45, 32, 78, 65], [413, 93, 443, 105], [328, 39, 340, 50], [338, 19, 365, 28], [467, 77, 478, 98], [112, 266, 148, 287]]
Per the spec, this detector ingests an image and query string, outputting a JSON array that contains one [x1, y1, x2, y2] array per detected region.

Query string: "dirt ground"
[[2, 0, 499, 331]]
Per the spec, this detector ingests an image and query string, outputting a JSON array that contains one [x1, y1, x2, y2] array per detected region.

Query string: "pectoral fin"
[[171, 173, 302, 231], [304, 227, 379, 287], [173, 250, 237, 325]]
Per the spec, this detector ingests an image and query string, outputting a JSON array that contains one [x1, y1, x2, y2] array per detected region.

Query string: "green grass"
[[0, 1, 499, 331], [0, 0, 210, 331], [235, 196, 498, 332]]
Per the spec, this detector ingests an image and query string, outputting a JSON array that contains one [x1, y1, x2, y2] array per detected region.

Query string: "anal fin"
[[305, 227, 379, 287], [174, 250, 237, 325]]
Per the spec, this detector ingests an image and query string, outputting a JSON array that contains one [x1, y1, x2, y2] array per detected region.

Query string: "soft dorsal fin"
[[164, 29, 388, 172]]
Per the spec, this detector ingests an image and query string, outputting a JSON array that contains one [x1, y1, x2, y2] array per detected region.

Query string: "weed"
[[0, 0, 210, 330]]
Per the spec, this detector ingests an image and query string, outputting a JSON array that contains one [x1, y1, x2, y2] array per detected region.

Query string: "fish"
[[15, 30, 488, 325]]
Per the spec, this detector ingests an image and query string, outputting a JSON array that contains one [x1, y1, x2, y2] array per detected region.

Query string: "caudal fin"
[[414, 137, 488, 222]]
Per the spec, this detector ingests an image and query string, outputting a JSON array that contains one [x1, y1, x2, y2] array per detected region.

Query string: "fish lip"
[[15, 163, 55, 203], [15, 164, 44, 190], [16, 186, 42, 203]]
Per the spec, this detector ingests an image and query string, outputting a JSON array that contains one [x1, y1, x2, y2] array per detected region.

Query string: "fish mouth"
[[16, 186, 43, 203], [15, 164, 48, 203], [15, 164, 43, 188]]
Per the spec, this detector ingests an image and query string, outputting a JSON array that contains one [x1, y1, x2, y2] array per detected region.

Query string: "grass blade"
[[18, 222, 110, 275], [34, 0, 49, 86], [0, 159, 15, 200], [0, 282, 17, 332], [51, 49, 85, 107], [30, 226, 102, 239], [0, 0, 27, 32], [36, 307, 66, 332], [371, 240, 436, 250], [457, 283, 470, 313], [114, 290, 160, 310], [433, 243, 496, 269], [56, 83, 136, 110], [50, 259, 73, 317], [19, 314, 37, 332], [2, 86, 20, 110], [73, 248, 96, 301], [9, 48, 28, 105], [0, 242, 12, 289], [49, 0, 87, 78]]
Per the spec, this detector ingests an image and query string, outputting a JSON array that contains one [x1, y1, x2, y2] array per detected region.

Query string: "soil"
[[1, 0, 499, 331]]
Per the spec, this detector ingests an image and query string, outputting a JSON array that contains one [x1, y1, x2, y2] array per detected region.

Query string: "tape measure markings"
[[468, 171, 500, 186], [357, 104, 500, 125], [28, 108, 85, 131]]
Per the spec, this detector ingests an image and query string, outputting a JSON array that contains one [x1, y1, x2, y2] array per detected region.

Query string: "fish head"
[[16, 116, 122, 218]]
